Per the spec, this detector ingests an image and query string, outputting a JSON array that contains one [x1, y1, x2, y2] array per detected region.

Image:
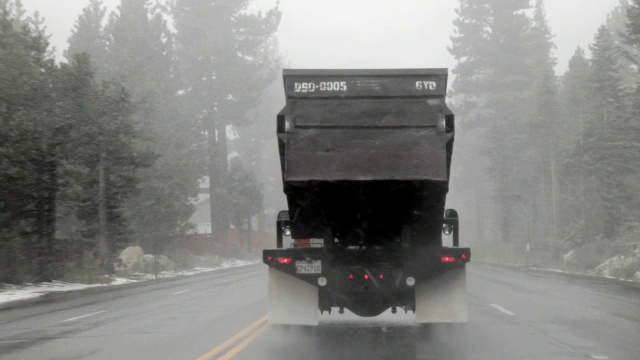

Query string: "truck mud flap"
[[268, 267, 319, 325], [415, 267, 467, 323]]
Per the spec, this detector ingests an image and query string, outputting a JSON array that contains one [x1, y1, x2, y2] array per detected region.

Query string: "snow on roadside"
[[0, 258, 257, 306], [590, 252, 640, 281]]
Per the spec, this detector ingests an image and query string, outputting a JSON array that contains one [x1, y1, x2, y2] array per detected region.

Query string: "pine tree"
[[104, 0, 171, 97], [528, 0, 560, 241], [584, 26, 631, 241], [625, 0, 640, 53], [625, 0, 640, 128], [449, 0, 492, 125], [103, 0, 202, 255], [448, 0, 494, 247], [623, 0, 640, 229], [172, 0, 281, 234], [0, 0, 153, 280], [450, 0, 537, 249], [58, 54, 149, 273], [606, 0, 639, 90], [227, 158, 262, 246], [233, 80, 287, 232], [558, 47, 591, 245], [0, 0, 60, 282], [65, 0, 108, 79]]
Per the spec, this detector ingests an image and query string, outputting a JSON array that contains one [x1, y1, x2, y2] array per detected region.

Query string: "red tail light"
[[379, 274, 384, 279], [278, 257, 292, 264], [348, 274, 354, 279], [364, 274, 370, 280], [441, 256, 456, 263]]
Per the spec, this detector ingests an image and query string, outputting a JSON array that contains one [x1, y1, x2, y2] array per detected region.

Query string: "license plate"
[[295, 260, 321, 274]]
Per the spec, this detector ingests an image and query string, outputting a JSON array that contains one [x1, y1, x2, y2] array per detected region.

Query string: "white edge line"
[[591, 356, 609, 360], [60, 310, 107, 323], [490, 304, 515, 316], [173, 290, 191, 295]]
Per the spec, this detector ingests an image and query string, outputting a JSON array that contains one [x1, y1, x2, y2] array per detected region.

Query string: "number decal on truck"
[[416, 81, 437, 91], [294, 81, 347, 93]]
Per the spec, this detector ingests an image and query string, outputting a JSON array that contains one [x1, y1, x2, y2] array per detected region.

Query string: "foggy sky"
[[22, 0, 620, 75]]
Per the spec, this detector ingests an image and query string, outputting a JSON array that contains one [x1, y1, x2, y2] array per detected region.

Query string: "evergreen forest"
[[0, 0, 280, 283], [449, 0, 640, 278], [1, 0, 639, 284]]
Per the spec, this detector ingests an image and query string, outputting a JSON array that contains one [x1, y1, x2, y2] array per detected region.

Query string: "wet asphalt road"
[[0, 263, 638, 360]]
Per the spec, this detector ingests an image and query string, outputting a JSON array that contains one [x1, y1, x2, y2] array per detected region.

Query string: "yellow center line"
[[216, 324, 271, 360], [196, 315, 268, 360]]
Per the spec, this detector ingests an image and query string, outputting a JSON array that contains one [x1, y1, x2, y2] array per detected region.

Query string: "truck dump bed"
[[277, 69, 455, 247]]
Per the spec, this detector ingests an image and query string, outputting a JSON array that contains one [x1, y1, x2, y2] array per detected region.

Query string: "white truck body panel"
[[415, 267, 468, 323], [268, 267, 319, 325]]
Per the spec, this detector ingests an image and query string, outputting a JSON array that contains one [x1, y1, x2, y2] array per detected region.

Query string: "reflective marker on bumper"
[[406, 277, 416, 287]]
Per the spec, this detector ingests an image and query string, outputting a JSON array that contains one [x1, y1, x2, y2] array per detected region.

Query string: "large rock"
[[118, 246, 144, 271]]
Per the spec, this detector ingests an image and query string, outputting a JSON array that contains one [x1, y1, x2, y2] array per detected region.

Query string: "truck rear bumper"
[[264, 247, 469, 322]]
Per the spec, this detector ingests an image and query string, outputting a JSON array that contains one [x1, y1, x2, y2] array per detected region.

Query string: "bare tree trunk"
[[550, 145, 559, 240], [247, 213, 253, 253], [207, 118, 224, 234], [216, 121, 229, 231], [36, 147, 58, 281], [35, 151, 47, 280], [3, 192, 20, 283], [475, 183, 484, 244], [208, 118, 230, 235], [579, 115, 587, 235], [207, 119, 218, 235], [39, 154, 57, 281], [98, 141, 110, 272], [501, 197, 512, 244], [258, 209, 266, 232]]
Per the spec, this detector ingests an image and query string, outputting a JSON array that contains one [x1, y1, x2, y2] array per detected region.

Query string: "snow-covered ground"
[[0, 258, 256, 306], [590, 252, 640, 281], [530, 266, 638, 281]]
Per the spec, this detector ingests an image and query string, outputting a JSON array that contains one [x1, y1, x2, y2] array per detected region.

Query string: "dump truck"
[[263, 69, 470, 326]]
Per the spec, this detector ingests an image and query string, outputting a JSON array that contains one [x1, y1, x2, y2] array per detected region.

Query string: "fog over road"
[[0, 263, 638, 360]]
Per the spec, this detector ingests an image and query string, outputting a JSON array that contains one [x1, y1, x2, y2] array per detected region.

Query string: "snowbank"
[[590, 251, 640, 281], [0, 258, 256, 306]]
